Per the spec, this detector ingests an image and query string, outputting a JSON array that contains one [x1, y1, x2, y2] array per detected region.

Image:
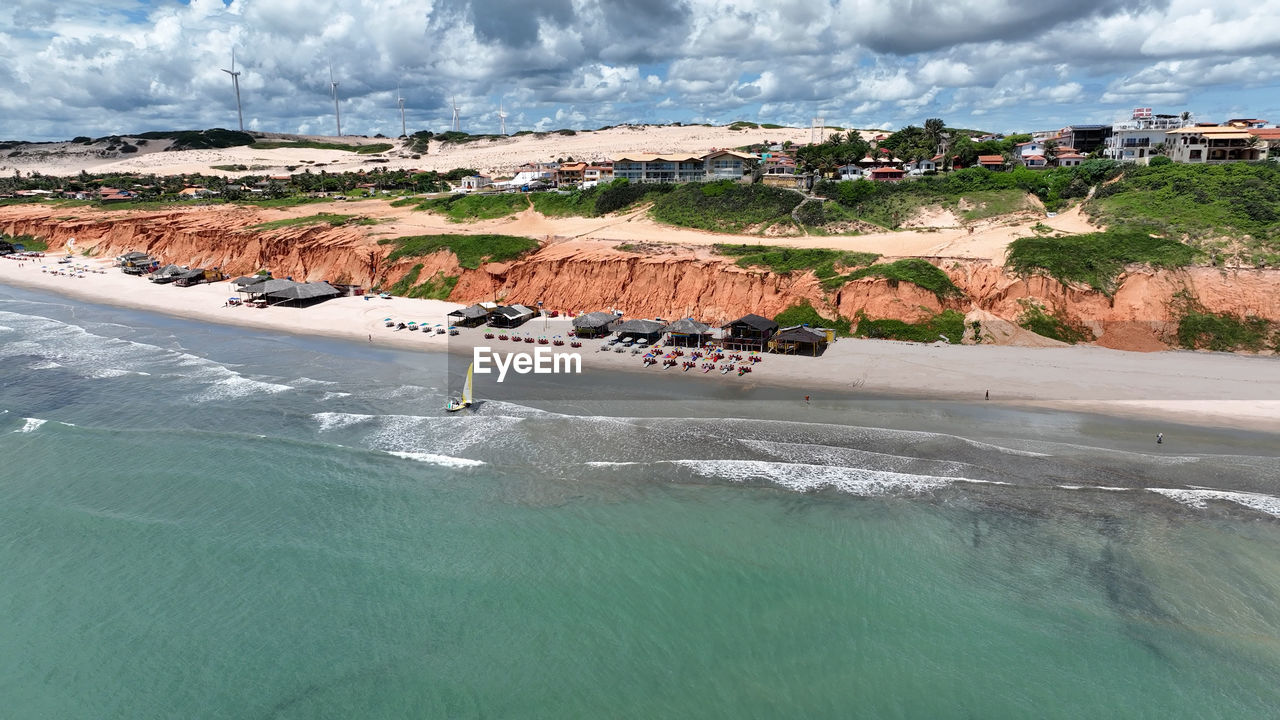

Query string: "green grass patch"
[[378, 234, 539, 269], [250, 213, 358, 231], [210, 164, 248, 171], [387, 265, 461, 300], [240, 196, 335, 209], [651, 181, 803, 233], [949, 189, 1034, 221], [1, 233, 47, 251], [714, 243, 879, 282], [828, 259, 962, 301], [774, 301, 851, 336], [134, 129, 254, 150], [1173, 292, 1275, 352], [1088, 162, 1280, 267], [415, 193, 529, 221], [1006, 229, 1200, 295], [530, 189, 601, 217], [1016, 299, 1089, 344], [852, 309, 967, 344]]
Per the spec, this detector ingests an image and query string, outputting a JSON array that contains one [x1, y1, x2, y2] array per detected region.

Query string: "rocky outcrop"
[[5, 203, 1279, 352]]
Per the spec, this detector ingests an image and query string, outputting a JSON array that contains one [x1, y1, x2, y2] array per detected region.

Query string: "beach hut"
[[149, 264, 186, 283], [721, 313, 779, 351], [447, 304, 490, 327], [770, 325, 831, 356], [173, 268, 210, 287], [488, 304, 536, 328], [662, 317, 713, 347], [233, 275, 271, 288], [613, 318, 666, 343], [571, 311, 619, 338], [262, 281, 341, 307]]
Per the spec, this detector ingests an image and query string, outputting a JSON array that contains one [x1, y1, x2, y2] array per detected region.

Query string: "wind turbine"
[[329, 63, 342, 137], [498, 99, 507, 136], [221, 50, 244, 131], [451, 97, 461, 132], [397, 83, 406, 137]]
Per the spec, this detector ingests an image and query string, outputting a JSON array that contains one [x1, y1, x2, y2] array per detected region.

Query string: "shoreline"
[[3, 253, 1279, 433]]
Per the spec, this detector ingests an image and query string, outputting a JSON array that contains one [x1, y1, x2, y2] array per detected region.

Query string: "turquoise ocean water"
[[2, 284, 1279, 718]]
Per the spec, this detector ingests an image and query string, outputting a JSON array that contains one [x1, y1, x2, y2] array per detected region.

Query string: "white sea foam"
[[738, 439, 976, 477], [0, 324, 13, 332], [670, 459, 956, 496], [290, 376, 339, 387], [1057, 485, 1132, 491], [585, 461, 643, 467], [1148, 488, 1280, 518], [193, 375, 294, 401], [312, 411, 376, 432], [28, 360, 63, 370], [385, 451, 485, 468], [15, 418, 47, 433], [320, 391, 352, 401]]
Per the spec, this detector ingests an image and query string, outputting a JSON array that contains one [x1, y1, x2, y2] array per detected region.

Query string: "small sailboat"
[[445, 363, 474, 412]]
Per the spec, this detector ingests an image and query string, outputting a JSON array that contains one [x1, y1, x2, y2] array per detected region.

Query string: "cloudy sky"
[[2, 0, 1278, 141]]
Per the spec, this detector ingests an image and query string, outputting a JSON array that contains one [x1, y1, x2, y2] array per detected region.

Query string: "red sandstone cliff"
[[5, 204, 1279, 352]]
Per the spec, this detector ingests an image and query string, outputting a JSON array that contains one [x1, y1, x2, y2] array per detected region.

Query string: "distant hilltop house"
[[612, 149, 760, 184], [458, 175, 493, 191], [977, 155, 1005, 171], [178, 186, 215, 198], [98, 187, 135, 202], [1104, 109, 1192, 164], [1165, 125, 1267, 164]]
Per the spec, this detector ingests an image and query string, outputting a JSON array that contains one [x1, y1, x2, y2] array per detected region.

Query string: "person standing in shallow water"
[[1157, 433, 1164, 444]]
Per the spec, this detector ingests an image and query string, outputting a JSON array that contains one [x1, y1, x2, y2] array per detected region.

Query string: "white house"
[[1104, 109, 1191, 163], [459, 175, 493, 191], [837, 164, 864, 180], [612, 153, 706, 183], [702, 150, 757, 180], [1165, 126, 1265, 164]]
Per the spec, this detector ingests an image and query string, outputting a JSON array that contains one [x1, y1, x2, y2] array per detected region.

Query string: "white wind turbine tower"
[[329, 63, 342, 136], [498, 99, 508, 135], [221, 50, 244, 131], [451, 98, 461, 132], [397, 84, 407, 137]]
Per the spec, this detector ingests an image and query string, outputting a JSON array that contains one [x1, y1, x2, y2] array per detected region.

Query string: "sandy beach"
[[4, 252, 1279, 431]]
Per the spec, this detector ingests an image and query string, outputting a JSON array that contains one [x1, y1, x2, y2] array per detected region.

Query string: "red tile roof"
[[977, 155, 1004, 164]]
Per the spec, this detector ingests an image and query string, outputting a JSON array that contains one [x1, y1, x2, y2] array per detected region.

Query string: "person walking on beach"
[[1157, 433, 1164, 445], [985, 389, 989, 400]]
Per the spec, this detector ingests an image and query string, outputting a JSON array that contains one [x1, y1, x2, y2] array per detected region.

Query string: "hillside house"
[[583, 164, 614, 185], [555, 162, 586, 186], [977, 155, 1005, 171], [703, 150, 756, 180], [837, 164, 864, 180], [1059, 125, 1112, 154], [1057, 152, 1086, 167], [1104, 110, 1190, 163], [1165, 126, 1264, 163], [868, 167, 906, 182], [459, 175, 493, 191], [612, 153, 706, 183], [1248, 128, 1280, 159], [1021, 154, 1048, 169]]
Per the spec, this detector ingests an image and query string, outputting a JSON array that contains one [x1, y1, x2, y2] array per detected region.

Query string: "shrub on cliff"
[[1016, 299, 1090, 344], [1006, 229, 1199, 295], [826, 258, 963, 302], [714, 243, 878, 282], [852, 309, 966, 344], [1173, 292, 1274, 352], [379, 234, 539, 269], [651, 181, 803, 232], [594, 179, 676, 215], [418, 193, 528, 221]]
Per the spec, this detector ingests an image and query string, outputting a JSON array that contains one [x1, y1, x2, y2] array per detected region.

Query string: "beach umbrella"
[[384, 318, 392, 322]]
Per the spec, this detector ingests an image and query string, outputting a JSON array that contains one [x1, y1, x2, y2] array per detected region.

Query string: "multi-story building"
[[612, 154, 707, 183], [1165, 126, 1266, 164], [1059, 125, 1112, 154], [703, 150, 757, 179], [1104, 109, 1191, 163]]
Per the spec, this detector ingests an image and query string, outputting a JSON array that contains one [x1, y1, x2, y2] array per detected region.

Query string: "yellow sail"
[[462, 362, 474, 405]]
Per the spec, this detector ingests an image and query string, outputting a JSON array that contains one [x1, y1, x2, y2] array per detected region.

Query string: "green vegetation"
[[210, 164, 248, 171], [248, 140, 393, 153], [241, 196, 335, 209], [530, 189, 600, 217], [815, 161, 1119, 227], [714, 243, 878, 282], [1017, 299, 1090, 344], [827, 259, 963, 301], [388, 264, 459, 300], [1088, 162, 1280, 266], [1173, 292, 1275, 352], [1006, 229, 1199, 295], [378, 234, 539, 269], [774, 301, 852, 336], [1, 233, 47, 251], [134, 129, 255, 150], [414, 193, 529, 221], [651, 181, 803, 232], [852, 309, 967, 344], [728, 121, 760, 130], [249, 213, 363, 231]]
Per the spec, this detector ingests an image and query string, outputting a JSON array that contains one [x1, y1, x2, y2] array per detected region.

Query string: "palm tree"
[[1042, 139, 1059, 166], [924, 118, 945, 151]]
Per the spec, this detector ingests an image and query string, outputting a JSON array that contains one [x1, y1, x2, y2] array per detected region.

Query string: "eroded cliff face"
[[6, 204, 1279, 352]]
